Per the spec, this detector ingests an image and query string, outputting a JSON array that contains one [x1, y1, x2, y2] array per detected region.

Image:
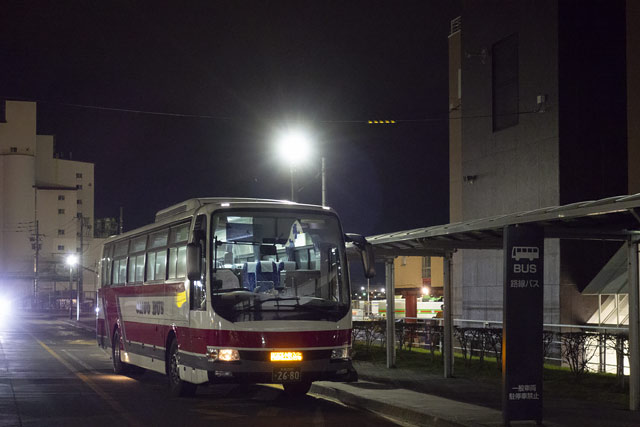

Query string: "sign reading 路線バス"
[[503, 225, 543, 425]]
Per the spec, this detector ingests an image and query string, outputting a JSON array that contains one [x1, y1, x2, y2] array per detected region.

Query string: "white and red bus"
[[96, 198, 374, 396]]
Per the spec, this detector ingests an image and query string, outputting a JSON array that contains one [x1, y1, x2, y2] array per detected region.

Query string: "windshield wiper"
[[239, 297, 341, 313], [259, 297, 300, 303], [212, 287, 251, 294]]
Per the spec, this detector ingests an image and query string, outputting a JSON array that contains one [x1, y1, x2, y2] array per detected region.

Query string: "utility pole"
[[119, 206, 124, 235], [28, 220, 44, 302], [32, 186, 41, 302]]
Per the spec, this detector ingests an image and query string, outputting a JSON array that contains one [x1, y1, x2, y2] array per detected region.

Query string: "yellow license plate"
[[270, 351, 303, 362]]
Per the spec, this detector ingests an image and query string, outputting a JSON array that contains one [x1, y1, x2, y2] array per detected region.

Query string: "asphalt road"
[[0, 311, 398, 427]]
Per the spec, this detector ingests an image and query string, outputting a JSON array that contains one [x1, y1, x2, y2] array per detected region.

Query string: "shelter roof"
[[363, 193, 640, 258]]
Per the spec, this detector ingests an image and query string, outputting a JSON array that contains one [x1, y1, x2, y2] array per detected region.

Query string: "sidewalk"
[[63, 314, 640, 427], [312, 361, 640, 427], [311, 377, 504, 427]]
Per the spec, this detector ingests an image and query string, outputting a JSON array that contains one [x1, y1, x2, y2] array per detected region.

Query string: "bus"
[[96, 198, 375, 397]]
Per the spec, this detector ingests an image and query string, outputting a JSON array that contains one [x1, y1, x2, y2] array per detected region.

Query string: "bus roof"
[[101, 198, 336, 245], [154, 198, 332, 222]]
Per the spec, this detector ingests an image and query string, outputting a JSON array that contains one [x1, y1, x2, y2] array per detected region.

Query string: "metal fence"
[[352, 318, 630, 377]]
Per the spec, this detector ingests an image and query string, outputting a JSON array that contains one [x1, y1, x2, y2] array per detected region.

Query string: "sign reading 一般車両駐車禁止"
[[503, 225, 543, 425]]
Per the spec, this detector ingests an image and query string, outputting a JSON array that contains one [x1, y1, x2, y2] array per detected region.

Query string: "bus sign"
[[503, 225, 544, 425]]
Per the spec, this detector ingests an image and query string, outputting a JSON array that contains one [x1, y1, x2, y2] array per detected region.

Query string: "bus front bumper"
[[180, 351, 358, 384], [206, 359, 358, 384]]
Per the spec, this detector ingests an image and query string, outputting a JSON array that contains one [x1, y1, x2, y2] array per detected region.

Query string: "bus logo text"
[[136, 301, 164, 315]]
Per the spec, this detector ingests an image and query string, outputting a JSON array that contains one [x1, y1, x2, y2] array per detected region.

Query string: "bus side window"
[[147, 252, 156, 281], [102, 244, 113, 286], [190, 215, 207, 311]]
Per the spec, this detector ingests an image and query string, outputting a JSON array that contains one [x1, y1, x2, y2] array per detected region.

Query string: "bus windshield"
[[210, 211, 350, 322]]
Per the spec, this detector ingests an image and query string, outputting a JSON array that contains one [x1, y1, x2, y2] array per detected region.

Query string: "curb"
[[310, 382, 468, 427]]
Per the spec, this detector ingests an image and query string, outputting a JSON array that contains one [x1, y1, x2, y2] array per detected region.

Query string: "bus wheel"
[[112, 329, 128, 374], [167, 339, 197, 397], [283, 381, 312, 397]]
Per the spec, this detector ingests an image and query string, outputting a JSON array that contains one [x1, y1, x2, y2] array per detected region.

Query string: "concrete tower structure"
[[0, 100, 97, 306], [0, 102, 37, 299], [448, 1, 638, 325]]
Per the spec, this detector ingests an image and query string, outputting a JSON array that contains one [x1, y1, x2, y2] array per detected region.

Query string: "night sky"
[[2, 1, 458, 237]]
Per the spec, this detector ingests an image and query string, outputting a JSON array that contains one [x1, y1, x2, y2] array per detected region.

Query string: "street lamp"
[[276, 128, 327, 206], [277, 129, 312, 202], [66, 254, 79, 320]]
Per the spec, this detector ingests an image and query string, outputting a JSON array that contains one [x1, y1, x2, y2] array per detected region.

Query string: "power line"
[[3, 95, 234, 121], [3, 94, 551, 124]]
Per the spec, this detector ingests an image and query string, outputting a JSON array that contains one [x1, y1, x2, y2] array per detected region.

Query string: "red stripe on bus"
[[120, 320, 351, 353]]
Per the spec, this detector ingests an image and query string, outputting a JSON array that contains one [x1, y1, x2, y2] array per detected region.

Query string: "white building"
[[0, 100, 100, 307]]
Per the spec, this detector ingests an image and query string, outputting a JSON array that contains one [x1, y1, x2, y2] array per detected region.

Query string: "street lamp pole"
[[290, 165, 295, 202], [321, 157, 326, 206], [68, 264, 73, 319], [66, 254, 79, 320], [76, 269, 80, 321]]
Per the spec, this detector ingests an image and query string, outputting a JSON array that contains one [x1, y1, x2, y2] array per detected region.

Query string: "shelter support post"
[[443, 252, 454, 378], [385, 259, 396, 368], [629, 239, 640, 411]]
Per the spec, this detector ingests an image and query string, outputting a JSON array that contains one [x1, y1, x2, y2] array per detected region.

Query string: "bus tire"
[[167, 339, 197, 397], [283, 381, 312, 397], [112, 328, 128, 374]]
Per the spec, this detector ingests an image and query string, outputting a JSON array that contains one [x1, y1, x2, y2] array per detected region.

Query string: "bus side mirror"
[[345, 233, 376, 279], [186, 242, 201, 281], [360, 243, 376, 279]]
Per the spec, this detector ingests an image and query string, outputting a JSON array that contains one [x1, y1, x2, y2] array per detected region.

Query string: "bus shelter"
[[352, 193, 640, 415]]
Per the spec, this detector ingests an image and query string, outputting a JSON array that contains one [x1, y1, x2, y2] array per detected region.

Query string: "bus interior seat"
[[256, 261, 280, 289], [278, 261, 297, 272], [254, 281, 274, 293], [242, 262, 258, 291], [278, 261, 297, 288]]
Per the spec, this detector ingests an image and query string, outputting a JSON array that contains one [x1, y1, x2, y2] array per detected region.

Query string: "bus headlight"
[[206, 347, 239, 362], [218, 349, 240, 361], [331, 347, 350, 360]]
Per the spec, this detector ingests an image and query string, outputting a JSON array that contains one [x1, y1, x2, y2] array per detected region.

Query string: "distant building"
[[94, 217, 119, 238], [0, 100, 100, 306], [393, 256, 443, 319], [448, 1, 639, 325]]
